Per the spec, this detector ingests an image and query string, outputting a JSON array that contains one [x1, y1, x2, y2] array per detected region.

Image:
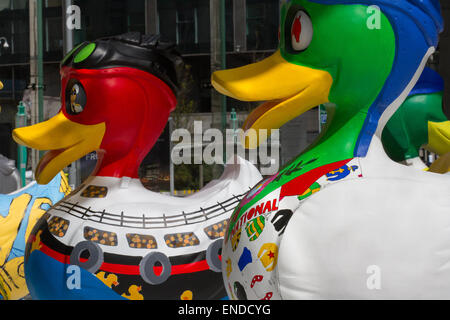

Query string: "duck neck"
[[93, 130, 157, 180], [94, 149, 144, 180], [282, 102, 371, 178], [310, 105, 368, 160]]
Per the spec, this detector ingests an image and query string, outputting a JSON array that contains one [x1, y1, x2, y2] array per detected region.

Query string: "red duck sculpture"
[[13, 33, 261, 300]]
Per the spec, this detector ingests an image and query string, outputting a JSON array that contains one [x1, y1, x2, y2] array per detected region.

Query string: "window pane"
[[12, 0, 27, 10], [157, 0, 210, 54], [246, 0, 279, 50], [44, 6, 63, 61], [45, 0, 61, 7], [73, 0, 145, 45], [0, 1, 10, 11], [0, 5, 29, 63]]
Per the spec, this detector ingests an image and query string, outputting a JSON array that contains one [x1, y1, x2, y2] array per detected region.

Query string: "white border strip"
[[375, 46, 435, 138]]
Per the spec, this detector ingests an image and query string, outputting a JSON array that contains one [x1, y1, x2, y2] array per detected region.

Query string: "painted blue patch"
[[409, 67, 444, 96], [310, 0, 443, 157], [0, 173, 67, 262], [25, 250, 126, 300], [326, 165, 358, 181], [238, 247, 253, 272]]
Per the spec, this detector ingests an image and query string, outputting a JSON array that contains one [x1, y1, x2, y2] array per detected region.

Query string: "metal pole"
[[231, 107, 237, 143], [318, 104, 327, 133], [145, 0, 158, 35], [220, 0, 227, 163], [29, 0, 39, 173], [62, 0, 81, 187], [63, 0, 74, 54], [37, 0, 44, 137], [169, 117, 175, 196], [15, 102, 27, 187]]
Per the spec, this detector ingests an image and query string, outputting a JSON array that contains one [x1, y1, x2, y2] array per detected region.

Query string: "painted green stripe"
[[74, 43, 96, 64]]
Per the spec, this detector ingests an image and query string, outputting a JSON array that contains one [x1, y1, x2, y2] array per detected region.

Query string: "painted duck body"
[[14, 33, 262, 300], [26, 158, 259, 300], [223, 137, 450, 299]]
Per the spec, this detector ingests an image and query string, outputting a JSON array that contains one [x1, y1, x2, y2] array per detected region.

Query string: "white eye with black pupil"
[[66, 80, 87, 115], [291, 11, 313, 51]]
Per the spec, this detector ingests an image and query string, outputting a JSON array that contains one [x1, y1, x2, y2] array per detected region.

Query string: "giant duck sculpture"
[[213, 0, 450, 299], [13, 33, 261, 300]]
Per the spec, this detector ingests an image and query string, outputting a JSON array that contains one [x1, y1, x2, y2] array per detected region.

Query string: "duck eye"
[[66, 80, 87, 115], [290, 10, 313, 52]]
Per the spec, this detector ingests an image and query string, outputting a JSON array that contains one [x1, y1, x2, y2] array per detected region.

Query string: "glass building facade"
[[0, 0, 284, 191]]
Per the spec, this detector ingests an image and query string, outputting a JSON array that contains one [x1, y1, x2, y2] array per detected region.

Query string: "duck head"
[[212, 0, 443, 160], [382, 67, 450, 163], [13, 33, 182, 184]]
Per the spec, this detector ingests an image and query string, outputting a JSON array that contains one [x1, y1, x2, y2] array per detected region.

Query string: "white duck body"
[[48, 156, 261, 257], [28, 156, 262, 300], [222, 137, 450, 300]]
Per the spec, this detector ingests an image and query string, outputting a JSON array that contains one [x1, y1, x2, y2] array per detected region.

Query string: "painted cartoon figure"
[[325, 165, 359, 181], [0, 173, 70, 300], [13, 33, 262, 300], [213, 0, 450, 299]]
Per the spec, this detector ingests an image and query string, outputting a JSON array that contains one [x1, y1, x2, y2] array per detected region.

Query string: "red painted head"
[[13, 33, 183, 184], [61, 65, 177, 179]]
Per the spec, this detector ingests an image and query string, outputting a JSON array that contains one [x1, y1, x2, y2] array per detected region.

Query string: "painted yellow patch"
[[122, 285, 144, 300], [226, 258, 232, 278], [181, 290, 193, 300], [96, 271, 119, 288], [258, 243, 278, 272], [0, 257, 27, 300], [0, 194, 31, 265]]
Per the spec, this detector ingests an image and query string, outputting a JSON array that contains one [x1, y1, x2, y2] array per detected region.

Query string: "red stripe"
[[38, 242, 216, 276], [279, 159, 352, 200]]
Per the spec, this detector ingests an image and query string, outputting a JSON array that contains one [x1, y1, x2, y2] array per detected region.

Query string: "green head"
[[212, 0, 396, 150], [280, 0, 396, 114]]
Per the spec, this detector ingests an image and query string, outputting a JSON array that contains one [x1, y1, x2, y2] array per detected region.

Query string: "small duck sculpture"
[[13, 33, 261, 300], [382, 67, 450, 171], [212, 0, 450, 299], [0, 154, 21, 194]]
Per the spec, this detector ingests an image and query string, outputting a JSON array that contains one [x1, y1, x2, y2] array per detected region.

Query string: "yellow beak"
[[211, 50, 333, 148], [12, 112, 105, 184], [426, 120, 450, 156]]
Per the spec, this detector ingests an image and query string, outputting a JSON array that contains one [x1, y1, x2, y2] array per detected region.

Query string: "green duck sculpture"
[[212, 0, 450, 299]]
